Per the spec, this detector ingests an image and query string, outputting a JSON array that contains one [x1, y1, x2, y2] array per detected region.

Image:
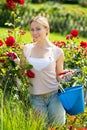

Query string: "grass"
[[0, 27, 86, 44], [1, 97, 87, 130], [1, 100, 46, 130], [0, 27, 65, 42]]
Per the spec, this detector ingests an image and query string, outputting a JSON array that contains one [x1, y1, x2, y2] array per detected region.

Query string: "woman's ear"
[[46, 27, 49, 36]]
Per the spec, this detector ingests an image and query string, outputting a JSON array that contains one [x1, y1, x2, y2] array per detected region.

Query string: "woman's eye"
[[36, 28, 41, 31], [30, 29, 34, 32], [30, 28, 41, 32]]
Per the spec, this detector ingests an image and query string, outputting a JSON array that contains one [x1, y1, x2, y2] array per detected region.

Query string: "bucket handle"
[[58, 83, 84, 94], [58, 68, 82, 93], [58, 83, 65, 93]]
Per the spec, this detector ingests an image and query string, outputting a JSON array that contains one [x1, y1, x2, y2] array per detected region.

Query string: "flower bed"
[[0, 1, 87, 130]]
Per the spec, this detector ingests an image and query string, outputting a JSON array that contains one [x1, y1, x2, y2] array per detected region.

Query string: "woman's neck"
[[36, 38, 52, 47]]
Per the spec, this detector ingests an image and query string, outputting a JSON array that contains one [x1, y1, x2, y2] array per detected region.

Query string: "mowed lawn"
[[0, 27, 86, 45], [0, 27, 66, 43]]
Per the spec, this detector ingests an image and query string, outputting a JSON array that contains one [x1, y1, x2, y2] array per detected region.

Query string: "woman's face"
[[30, 21, 48, 43]]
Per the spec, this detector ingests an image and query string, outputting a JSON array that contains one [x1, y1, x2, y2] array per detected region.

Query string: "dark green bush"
[[78, 0, 87, 7], [31, 0, 46, 3], [58, 0, 78, 4], [0, 4, 11, 27]]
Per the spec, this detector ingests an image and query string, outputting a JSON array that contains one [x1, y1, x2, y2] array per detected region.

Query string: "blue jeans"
[[29, 92, 65, 127]]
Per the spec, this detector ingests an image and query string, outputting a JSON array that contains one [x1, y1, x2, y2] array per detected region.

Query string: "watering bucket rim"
[[57, 85, 84, 115], [58, 85, 83, 96]]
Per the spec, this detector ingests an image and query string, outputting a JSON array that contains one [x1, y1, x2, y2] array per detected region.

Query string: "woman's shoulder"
[[23, 42, 35, 51], [52, 44, 63, 53], [52, 44, 64, 59], [23, 43, 35, 57], [24, 42, 34, 48]]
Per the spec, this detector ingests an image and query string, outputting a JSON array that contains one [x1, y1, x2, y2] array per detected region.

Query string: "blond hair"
[[30, 15, 50, 30]]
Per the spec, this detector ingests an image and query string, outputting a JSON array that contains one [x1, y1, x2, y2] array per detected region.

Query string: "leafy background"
[[0, 0, 87, 130]]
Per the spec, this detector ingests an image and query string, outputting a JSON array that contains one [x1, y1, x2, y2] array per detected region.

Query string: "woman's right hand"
[[58, 70, 73, 82]]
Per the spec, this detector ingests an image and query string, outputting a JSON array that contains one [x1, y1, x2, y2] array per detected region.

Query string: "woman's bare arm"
[[56, 52, 64, 81]]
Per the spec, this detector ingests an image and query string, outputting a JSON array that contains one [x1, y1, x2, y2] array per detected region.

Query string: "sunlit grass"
[[62, 3, 87, 14], [30, 2, 87, 14], [0, 28, 86, 44], [2, 100, 46, 130], [1, 97, 87, 130]]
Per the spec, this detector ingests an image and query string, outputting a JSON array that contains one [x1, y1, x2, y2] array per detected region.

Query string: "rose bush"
[[6, 0, 24, 9], [53, 29, 87, 89], [53, 31, 87, 129], [0, 0, 35, 103], [0, 28, 34, 101], [0, 1, 87, 129]]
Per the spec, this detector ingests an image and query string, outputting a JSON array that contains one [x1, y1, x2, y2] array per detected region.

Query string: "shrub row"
[[0, 2, 87, 37], [27, 0, 87, 6]]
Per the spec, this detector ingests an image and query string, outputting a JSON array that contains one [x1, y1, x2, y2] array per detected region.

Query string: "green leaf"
[[4, 22, 9, 25], [24, 62, 33, 70]]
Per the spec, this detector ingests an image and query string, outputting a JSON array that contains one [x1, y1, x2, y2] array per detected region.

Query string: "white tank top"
[[28, 57, 52, 71], [23, 43, 63, 95]]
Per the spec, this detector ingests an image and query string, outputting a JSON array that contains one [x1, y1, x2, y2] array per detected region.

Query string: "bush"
[[59, 0, 78, 4], [78, 0, 87, 7], [0, 4, 11, 27], [1, 2, 87, 37]]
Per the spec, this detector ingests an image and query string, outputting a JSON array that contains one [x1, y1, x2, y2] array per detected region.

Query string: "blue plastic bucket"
[[57, 85, 85, 115]]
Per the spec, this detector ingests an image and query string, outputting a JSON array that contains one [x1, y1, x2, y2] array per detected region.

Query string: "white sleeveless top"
[[29, 57, 52, 71], [23, 43, 63, 95]]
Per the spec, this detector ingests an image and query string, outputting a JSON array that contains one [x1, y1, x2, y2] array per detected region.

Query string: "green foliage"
[[0, 11, 33, 104], [1, 99, 46, 130], [0, 2, 87, 130], [59, 0, 78, 4], [0, 92, 87, 130], [53, 30, 87, 89], [0, 0, 5, 3], [78, 0, 87, 7], [0, 4, 10, 27], [1, 2, 87, 37]]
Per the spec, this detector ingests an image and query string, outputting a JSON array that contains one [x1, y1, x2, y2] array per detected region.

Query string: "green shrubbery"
[[0, 1, 87, 129], [0, 2, 87, 37], [79, 0, 87, 7]]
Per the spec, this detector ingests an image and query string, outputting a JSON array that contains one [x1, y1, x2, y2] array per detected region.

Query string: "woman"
[[22, 15, 65, 127]]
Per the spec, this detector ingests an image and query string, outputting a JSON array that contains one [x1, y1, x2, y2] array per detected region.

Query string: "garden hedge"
[[0, 2, 87, 37]]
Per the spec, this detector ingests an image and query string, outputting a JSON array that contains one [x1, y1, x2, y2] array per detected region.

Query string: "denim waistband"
[[34, 91, 57, 98]]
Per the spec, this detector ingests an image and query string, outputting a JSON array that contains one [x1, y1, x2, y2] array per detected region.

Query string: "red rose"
[[0, 60, 6, 63], [8, 29, 13, 34], [13, 0, 24, 5], [70, 30, 78, 37], [19, 30, 26, 35], [5, 36, 15, 46], [53, 41, 66, 48], [7, 52, 17, 60], [17, 0, 24, 5], [66, 35, 70, 40], [66, 34, 73, 40], [80, 41, 87, 48], [6, 0, 24, 9], [6, 0, 16, 9], [26, 70, 35, 78], [0, 40, 4, 47]]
